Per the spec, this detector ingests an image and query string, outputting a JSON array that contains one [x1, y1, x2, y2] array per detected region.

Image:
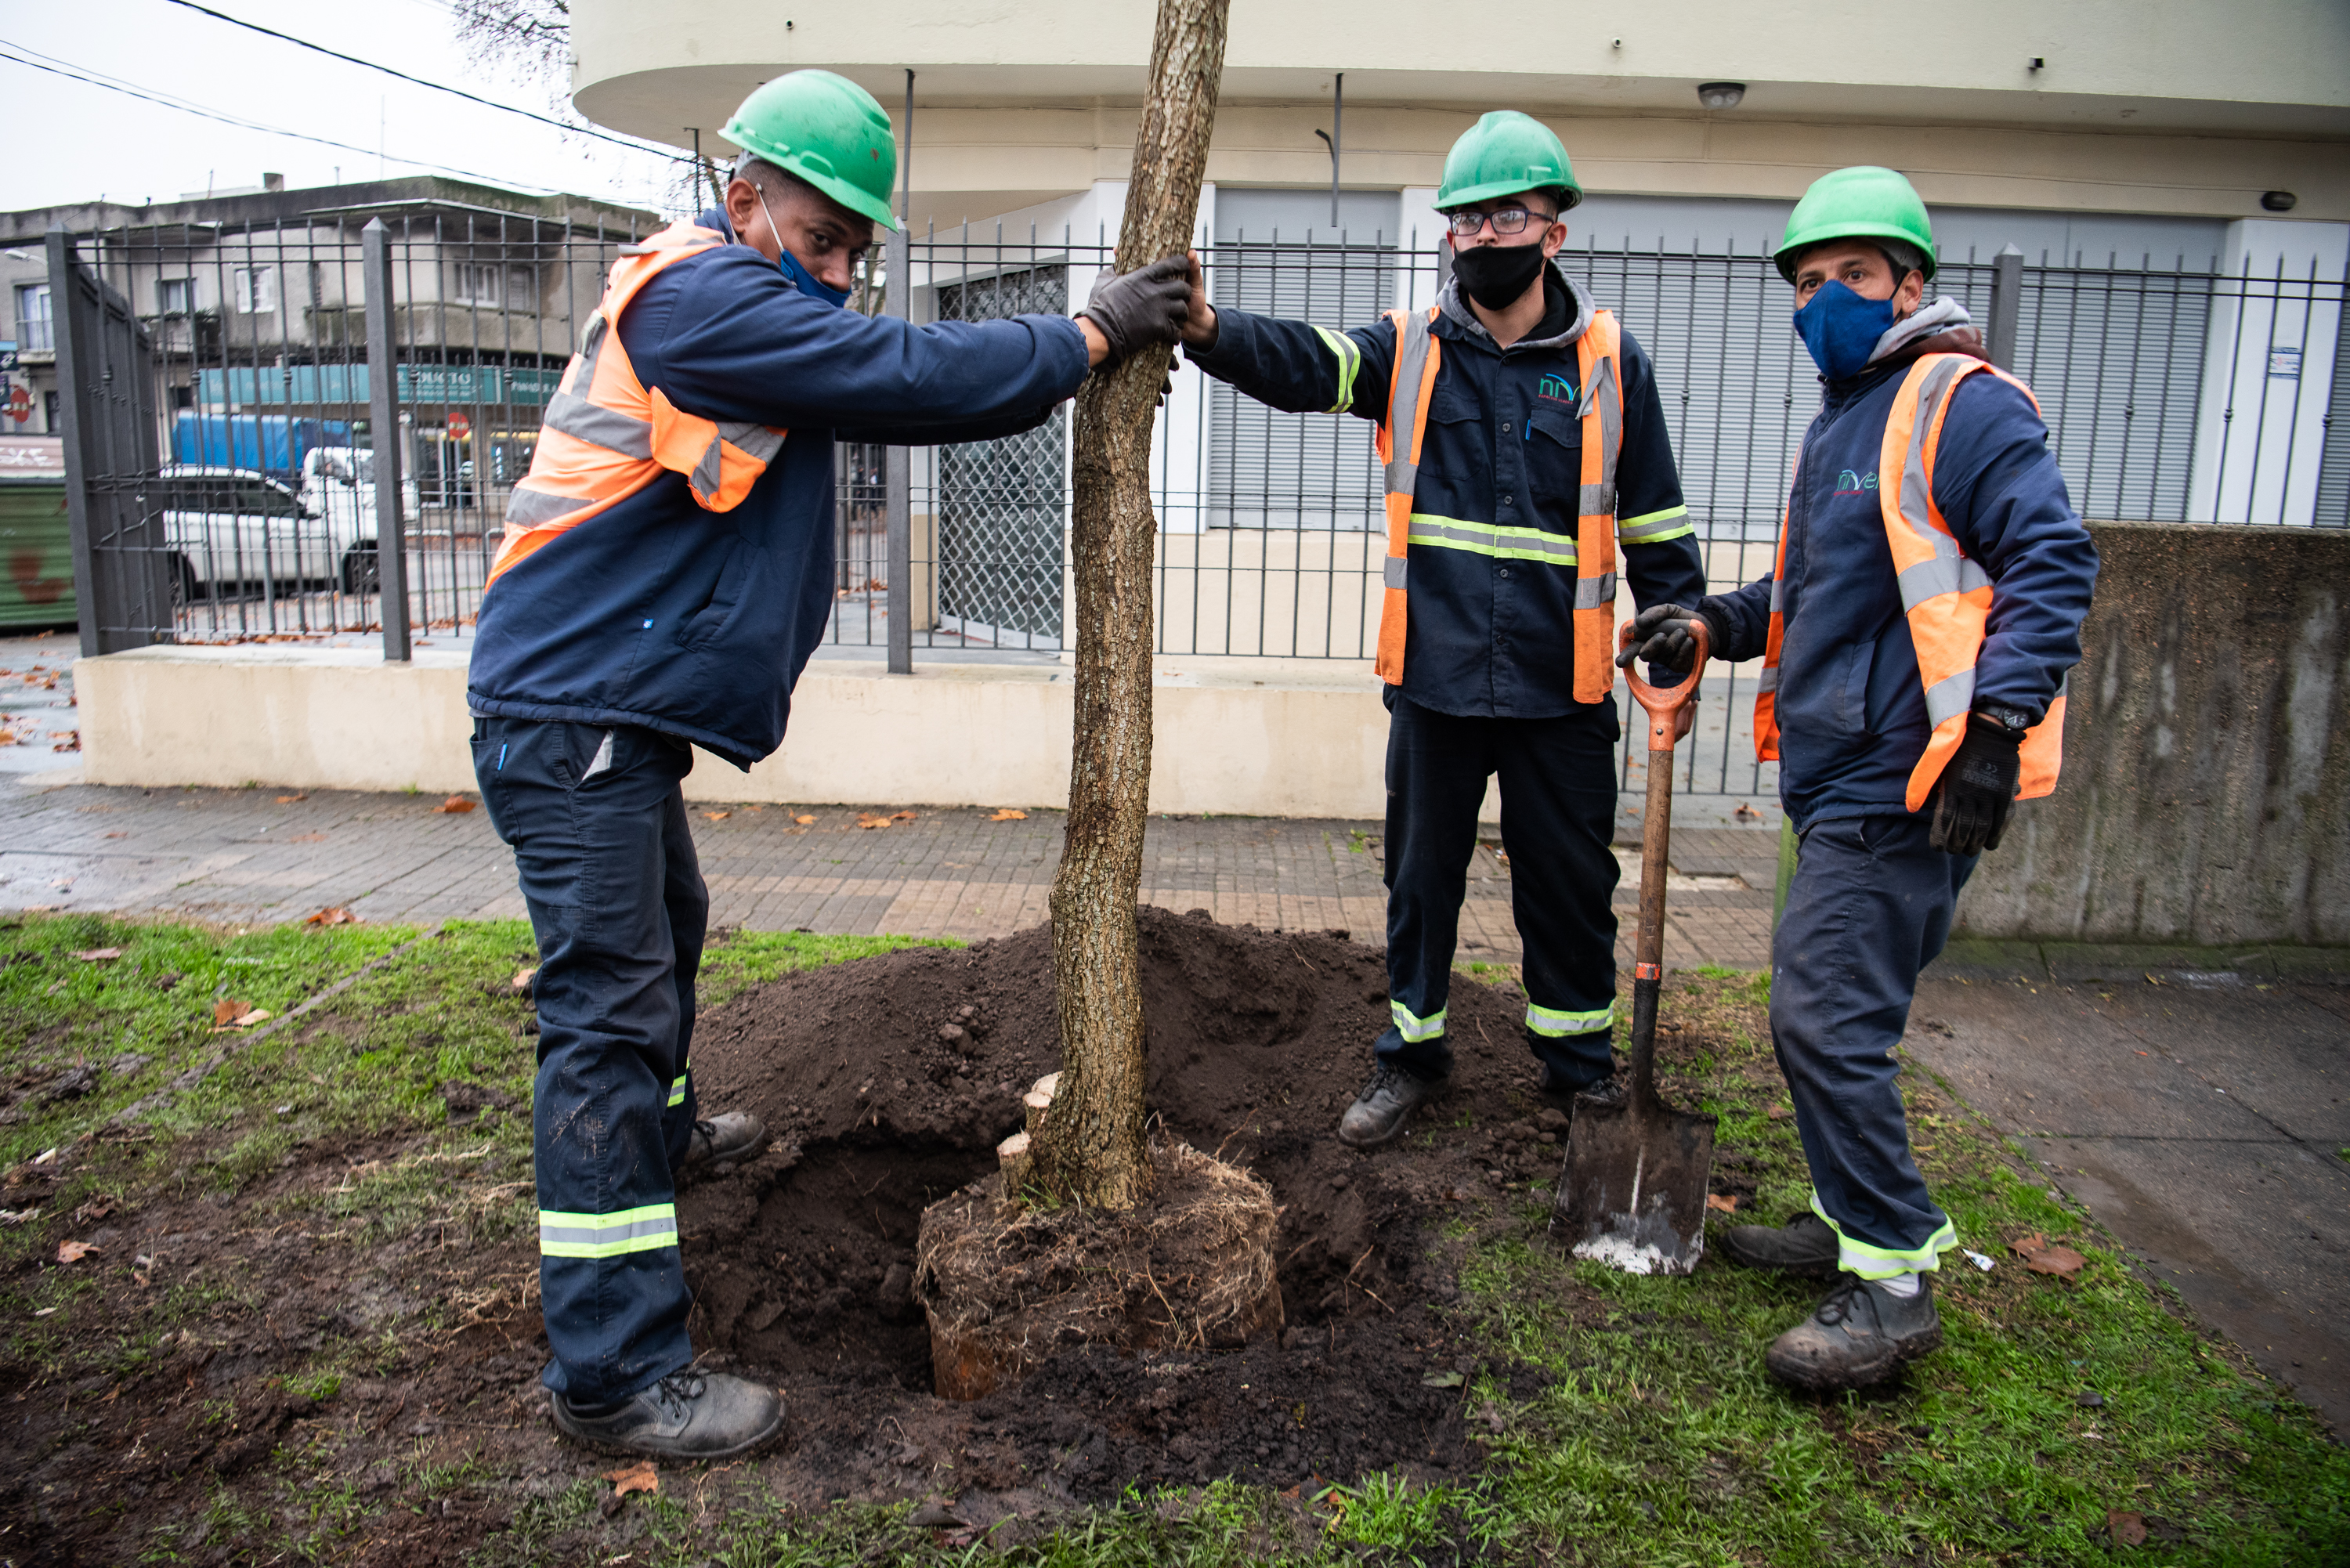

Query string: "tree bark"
[[1029, 0, 1229, 1211]]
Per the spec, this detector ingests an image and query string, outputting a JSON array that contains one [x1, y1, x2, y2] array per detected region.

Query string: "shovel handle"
[[1619, 618, 1710, 751], [1618, 617, 1706, 1105]]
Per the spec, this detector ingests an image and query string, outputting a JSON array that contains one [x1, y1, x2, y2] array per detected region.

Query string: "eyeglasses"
[[1444, 207, 1556, 238]]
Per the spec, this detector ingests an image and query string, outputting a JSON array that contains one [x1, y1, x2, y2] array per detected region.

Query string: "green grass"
[[8, 933, 2345, 1567]]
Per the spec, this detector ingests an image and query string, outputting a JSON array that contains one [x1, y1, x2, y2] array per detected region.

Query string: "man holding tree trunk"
[[1177, 112, 1706, 1149], [466, 70, 1194, 1459]]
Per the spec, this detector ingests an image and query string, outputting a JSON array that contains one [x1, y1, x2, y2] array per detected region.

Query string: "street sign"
[[446, 411, 472, 440]]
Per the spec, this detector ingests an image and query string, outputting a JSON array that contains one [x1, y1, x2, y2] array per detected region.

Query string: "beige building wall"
[[570, 0, 2350, 222]]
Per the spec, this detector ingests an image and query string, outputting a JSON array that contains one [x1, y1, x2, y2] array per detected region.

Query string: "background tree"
[[1026, 0, 1231, 1210]]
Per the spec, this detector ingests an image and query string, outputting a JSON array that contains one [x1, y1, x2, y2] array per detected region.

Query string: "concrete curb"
[[1925, 938, 2350, 985]]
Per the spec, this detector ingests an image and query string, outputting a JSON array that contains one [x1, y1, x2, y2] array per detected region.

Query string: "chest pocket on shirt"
[[1526, 409, 1585, 532]]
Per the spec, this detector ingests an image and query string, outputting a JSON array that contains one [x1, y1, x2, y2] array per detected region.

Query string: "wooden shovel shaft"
[[1618, 620, 1710, 1105]]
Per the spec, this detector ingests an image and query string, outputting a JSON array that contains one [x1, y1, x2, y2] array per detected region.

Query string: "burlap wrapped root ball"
[[913, 1139, 1285, 1400]]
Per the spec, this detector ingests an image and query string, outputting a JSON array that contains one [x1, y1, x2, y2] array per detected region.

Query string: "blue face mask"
[[1793, 279, 1898, 381], [754, 186, 852, 309]]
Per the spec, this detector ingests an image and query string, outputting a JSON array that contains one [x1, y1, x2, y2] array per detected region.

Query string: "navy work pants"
[[1377, 693, 1622, 1086], [1770, 811, 1972, 1277], [472, 717, 706, 1404]]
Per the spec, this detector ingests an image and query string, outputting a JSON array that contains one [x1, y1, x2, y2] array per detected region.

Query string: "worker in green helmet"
[[1622, 166, 2097, 1392], [468, 69, 1196, 1460], [1177, 110, 1706, 1151]]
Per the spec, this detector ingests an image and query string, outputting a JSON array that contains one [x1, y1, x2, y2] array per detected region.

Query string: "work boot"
[[1720, 1212, 1841, 1279], [1764, 1274, 1942, 1393], [681, 1111, 765, 1170], [551, 1371, 784, 1459], [1536, 1065, 1625, 1119], [1337, 1064, 1445, 1149]]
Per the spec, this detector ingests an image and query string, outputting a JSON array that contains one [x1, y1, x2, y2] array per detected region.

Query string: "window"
[[231, 266, 277, 315], [15, 284, 52, 352], [157, 278, 193, 316], [451, 263, 533, 309]]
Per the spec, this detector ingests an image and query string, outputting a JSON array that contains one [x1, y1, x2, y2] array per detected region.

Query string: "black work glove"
[[1614, 602, 1726, 674], [1929, 714, 2024, 855], [1078, 255, 1193, 367]]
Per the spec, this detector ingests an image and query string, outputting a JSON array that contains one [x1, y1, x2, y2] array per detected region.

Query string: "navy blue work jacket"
[[467, 211, 1090, 767], [1703, 346, 2099, 831], [1187, 264, 1706, 718]]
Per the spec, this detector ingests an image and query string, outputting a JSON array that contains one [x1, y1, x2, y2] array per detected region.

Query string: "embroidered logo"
[[1834, 468, 1880, 496], [1536, 373, 1578, 404]]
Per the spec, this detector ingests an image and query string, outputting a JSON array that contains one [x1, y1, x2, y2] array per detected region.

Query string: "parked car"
[[298, 446, 421, 591], [155, 465, 345, 596]]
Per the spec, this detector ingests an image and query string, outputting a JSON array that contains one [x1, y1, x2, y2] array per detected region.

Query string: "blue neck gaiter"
[[777, 245, 851, 309], [1793, 280, 1899, 381]]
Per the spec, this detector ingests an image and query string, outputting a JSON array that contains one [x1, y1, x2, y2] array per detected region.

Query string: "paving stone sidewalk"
[[0, 775, 1778, 972]]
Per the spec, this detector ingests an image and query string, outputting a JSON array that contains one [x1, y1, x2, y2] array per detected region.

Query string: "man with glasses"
[[1177, 111, 1705, 1147]]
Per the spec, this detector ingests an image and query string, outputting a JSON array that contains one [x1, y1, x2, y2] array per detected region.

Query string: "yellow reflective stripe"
[[1407, 513, 1579, 565], [1313, 325, 1362, 414], [1616, 504, 1694, 544], [538, 1203, 679, 1259], [1808, 1192, 1959, 1278], [1525, 999, 1616, 1038], [666, 1074, 688, 1108], [1390, 1000, 1447, 1042]]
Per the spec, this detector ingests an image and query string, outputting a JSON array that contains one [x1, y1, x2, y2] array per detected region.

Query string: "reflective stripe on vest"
[[486, 222, 787, 591], [1371, 306, 1625, 700], [1753, 352, 2067, 809]]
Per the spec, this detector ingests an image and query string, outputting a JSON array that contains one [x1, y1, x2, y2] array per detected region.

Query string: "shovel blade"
[[1549, 1095, 1719, 1276]]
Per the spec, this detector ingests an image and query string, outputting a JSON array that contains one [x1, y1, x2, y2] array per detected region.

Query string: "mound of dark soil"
[[680, 905, 1569, 1501]]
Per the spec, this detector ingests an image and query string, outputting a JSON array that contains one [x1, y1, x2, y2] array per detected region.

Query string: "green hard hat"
[[1437, 111, 1582, 213], [721, 70, 900, 231], [1773, 165, 1936, 283]]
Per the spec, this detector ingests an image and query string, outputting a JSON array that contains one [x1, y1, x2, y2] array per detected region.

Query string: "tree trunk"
[[1029, 0, 1229, 1211]]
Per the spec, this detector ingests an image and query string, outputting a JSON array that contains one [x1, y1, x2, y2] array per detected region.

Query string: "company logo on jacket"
[[1535, 373, 1578, 403], [1834, 468, 1880, 496]]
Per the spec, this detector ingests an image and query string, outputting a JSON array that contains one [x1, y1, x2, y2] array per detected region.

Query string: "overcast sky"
[[0, 0, 690, 216]]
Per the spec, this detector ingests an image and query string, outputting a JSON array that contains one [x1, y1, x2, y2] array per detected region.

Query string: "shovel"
[[1550, 617, 1719, 1276]]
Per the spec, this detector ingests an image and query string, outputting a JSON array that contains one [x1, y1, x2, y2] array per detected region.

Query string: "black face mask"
[[1451, 240, 1549, 311]]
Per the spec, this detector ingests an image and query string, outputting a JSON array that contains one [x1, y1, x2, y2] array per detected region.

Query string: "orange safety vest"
[[1371, 305, 1625, 700], [485, 222, 789, 591], [1754, 352, 2066, 810]]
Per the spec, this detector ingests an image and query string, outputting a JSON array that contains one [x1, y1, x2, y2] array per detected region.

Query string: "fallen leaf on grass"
[[275, 793, 307, 804], [302, 907, 358, 926], [56, 1240, 99, 1263], [701, 811, 730, 821], [1705, 1193, 1739, 1213], [70, 948, 123, 962], [0, 1209, 41, 1227], [2012, 1233, 2087, 1277], [511, 966, 538, 991], [989, 808, 1028, 822], [1765, 1104, 1792, 1122], [31, 1307, 56, 1317], [1420, 1370, 1465, 1388], [432, 795, 475, 815], [2108, 1510, 2148, 1547], [214, 997, 253, 1027], [604, 1460, 659, 1497], [794, 814, 816, 825]]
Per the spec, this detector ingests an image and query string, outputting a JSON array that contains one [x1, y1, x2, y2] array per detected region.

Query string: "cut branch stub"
[[1029, 0, 1230, 1212]]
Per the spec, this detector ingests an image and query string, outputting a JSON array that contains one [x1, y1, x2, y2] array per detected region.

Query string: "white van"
[[157, 466, 338, 594]]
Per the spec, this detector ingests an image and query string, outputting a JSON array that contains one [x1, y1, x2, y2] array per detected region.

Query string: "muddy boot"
[[1337, 1064, 1444, 1148], [1764, 1275, 1942, 1393], [681, 1111, 765, 1171], [1720, 1212, 1841, 1279], [1537, 1065, 1624, 1118], [551, 1371, 784, 1459]]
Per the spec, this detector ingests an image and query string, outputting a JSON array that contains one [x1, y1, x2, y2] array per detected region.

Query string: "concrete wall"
[[1955, 522, 2350, 945], [74, 648, 1397, 821]]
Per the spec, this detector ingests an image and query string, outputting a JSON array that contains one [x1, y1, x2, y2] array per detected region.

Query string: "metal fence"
[[49, 219, 2348, 800]]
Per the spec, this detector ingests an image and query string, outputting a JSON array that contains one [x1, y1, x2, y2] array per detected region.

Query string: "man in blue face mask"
[[1620, 165, 2098, 1393], [466, 70, 1193, 1462]]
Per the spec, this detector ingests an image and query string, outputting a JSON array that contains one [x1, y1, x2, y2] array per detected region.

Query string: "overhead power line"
[[160, 0, 699, 167], [0, 42, 577, 196]]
